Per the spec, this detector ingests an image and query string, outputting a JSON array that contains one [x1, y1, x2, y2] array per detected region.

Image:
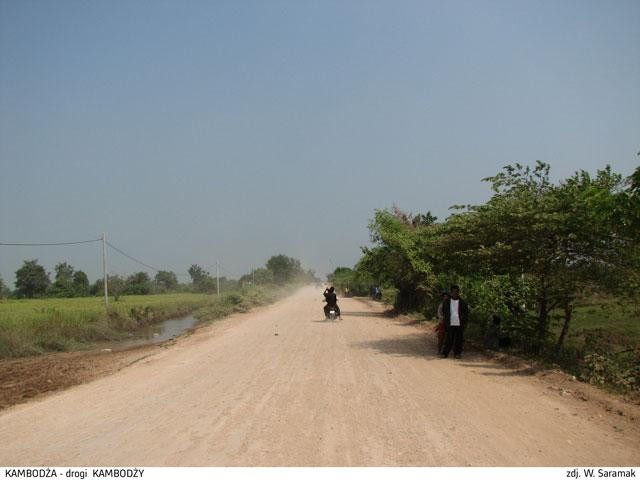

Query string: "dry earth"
[[1, 286, 639, 466]]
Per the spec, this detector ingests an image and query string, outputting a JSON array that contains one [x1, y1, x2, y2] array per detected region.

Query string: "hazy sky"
[[1, 0, 639, 285]]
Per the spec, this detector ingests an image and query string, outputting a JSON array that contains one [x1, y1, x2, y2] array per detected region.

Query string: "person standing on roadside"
[[435, 291, 449, 354], [441, 285, 469, 359]]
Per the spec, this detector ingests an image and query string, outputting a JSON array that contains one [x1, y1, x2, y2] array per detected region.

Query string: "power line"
[[0, 236, 238, 281], [106, 241, 164, 273], [106, 240, 191, 278], [217, 262, 239, 278], [0, 238, 101, 246]]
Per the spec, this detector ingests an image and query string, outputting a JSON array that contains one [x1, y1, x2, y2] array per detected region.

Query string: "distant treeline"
[[0, 254, 318, 300], [330, 162, 640, 393]]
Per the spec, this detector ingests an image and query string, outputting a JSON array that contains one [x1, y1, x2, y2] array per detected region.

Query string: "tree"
[[54, 262, 74, 281], [0, 276, 10, 298], [50, 262, 76, 297], [188, 264, 217, 292], [109, 275, 125, 301], [15, 259, 50, 298], [327, 266, 373, 296], [125, 272, 152, 295], [92, 274, 125, 300], [239, 268, 274, 286], [72, 270, 90, 296], [359, 209, 436, 311], [188, 264, 209, 285], [265, 255, 304, 285], [439, 162, 636, 349], [155, 270, 178, 292]]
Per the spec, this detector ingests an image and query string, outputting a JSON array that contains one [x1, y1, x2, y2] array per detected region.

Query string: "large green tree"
[[188, 264, 209, 284], [327, 266, 373, 296], [188, 264, 217, 292], [15, 259, 50, 298], [155, 270, 178, 292], [265, 255, 304, 285], [359, 208, 437, 310], [125, 272, 152, 295], [239, 268, 274, 286], [440, 162, 636, 348], [72, 270, 90, 296], [50, 262, 76, 297], [92, 274, 125, 301]]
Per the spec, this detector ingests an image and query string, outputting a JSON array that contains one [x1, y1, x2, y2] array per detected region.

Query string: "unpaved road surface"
[[1, 286, 639, 466]]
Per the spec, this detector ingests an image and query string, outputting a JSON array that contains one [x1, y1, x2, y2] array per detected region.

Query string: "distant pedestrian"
[[441, 285, 469, 359], [373, 286, 382, 300], [434, 291, 449, 353]]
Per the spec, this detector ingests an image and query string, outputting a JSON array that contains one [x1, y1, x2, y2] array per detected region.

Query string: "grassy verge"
[[0, 287, 281, 359], [544, 301, 640, 395], [461, 299, 640, 396]]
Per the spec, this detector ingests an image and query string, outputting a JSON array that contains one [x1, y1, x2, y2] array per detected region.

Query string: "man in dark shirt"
[[323, 286, 341, 319]]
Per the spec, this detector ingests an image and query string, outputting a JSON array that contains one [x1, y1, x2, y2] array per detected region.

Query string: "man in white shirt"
[[440, 285, 469, 359]]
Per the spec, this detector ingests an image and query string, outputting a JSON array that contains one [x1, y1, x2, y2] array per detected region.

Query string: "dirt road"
[[1, 286, 639, 466]]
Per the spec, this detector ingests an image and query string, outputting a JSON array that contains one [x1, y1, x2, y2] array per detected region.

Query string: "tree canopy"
[[15, 260, 50, 298]]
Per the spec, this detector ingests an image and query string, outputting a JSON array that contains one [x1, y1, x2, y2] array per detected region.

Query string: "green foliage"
[[0, 276, 9, 299], [438, 162, 636, 346], [354, 161, 640, 393], [185, 265, 241, 293], [187, 264, 216, 293], [327, 267, 373, 296], [47, 262, 91, 298], [108, 274, 125, 300], [14, 259, 50, 298], [265, 254, 306, 285], [154, 270, 178, 292], [91, 275, 125, 300], [50, 262, 77, 297], [125, 272, 152, 295], [246, 268, 275, 285], [72, 271, 90, 296], [579, 330, 639, 393], [359, 208, 437, 311], [455, 275, 539, 351], [188, 264, 209, 284]]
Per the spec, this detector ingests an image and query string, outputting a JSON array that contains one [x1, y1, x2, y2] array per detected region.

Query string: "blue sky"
[[1, 0, 639, 284]]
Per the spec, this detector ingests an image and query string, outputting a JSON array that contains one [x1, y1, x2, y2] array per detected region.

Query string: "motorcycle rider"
[[323, 286, 341, 319]]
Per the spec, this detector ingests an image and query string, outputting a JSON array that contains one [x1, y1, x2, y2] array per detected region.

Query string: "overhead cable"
[[106, 241, 164, 273], [106, 240, 191, 278], [0, 238, 101, 246]]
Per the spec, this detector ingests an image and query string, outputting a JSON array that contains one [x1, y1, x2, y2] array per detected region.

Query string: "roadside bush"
[[328, 267, 374, 297], [578, 330, 640, 393]]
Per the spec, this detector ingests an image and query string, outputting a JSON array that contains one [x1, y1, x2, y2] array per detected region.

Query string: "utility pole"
[[216, 260, 220, 296], [102, 232, 108, 309]]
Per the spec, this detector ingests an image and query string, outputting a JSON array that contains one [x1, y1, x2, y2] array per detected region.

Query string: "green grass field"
[[545, 301, 639, 394], [0, 288, 279, 358], [552, 301, 640, 350]]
